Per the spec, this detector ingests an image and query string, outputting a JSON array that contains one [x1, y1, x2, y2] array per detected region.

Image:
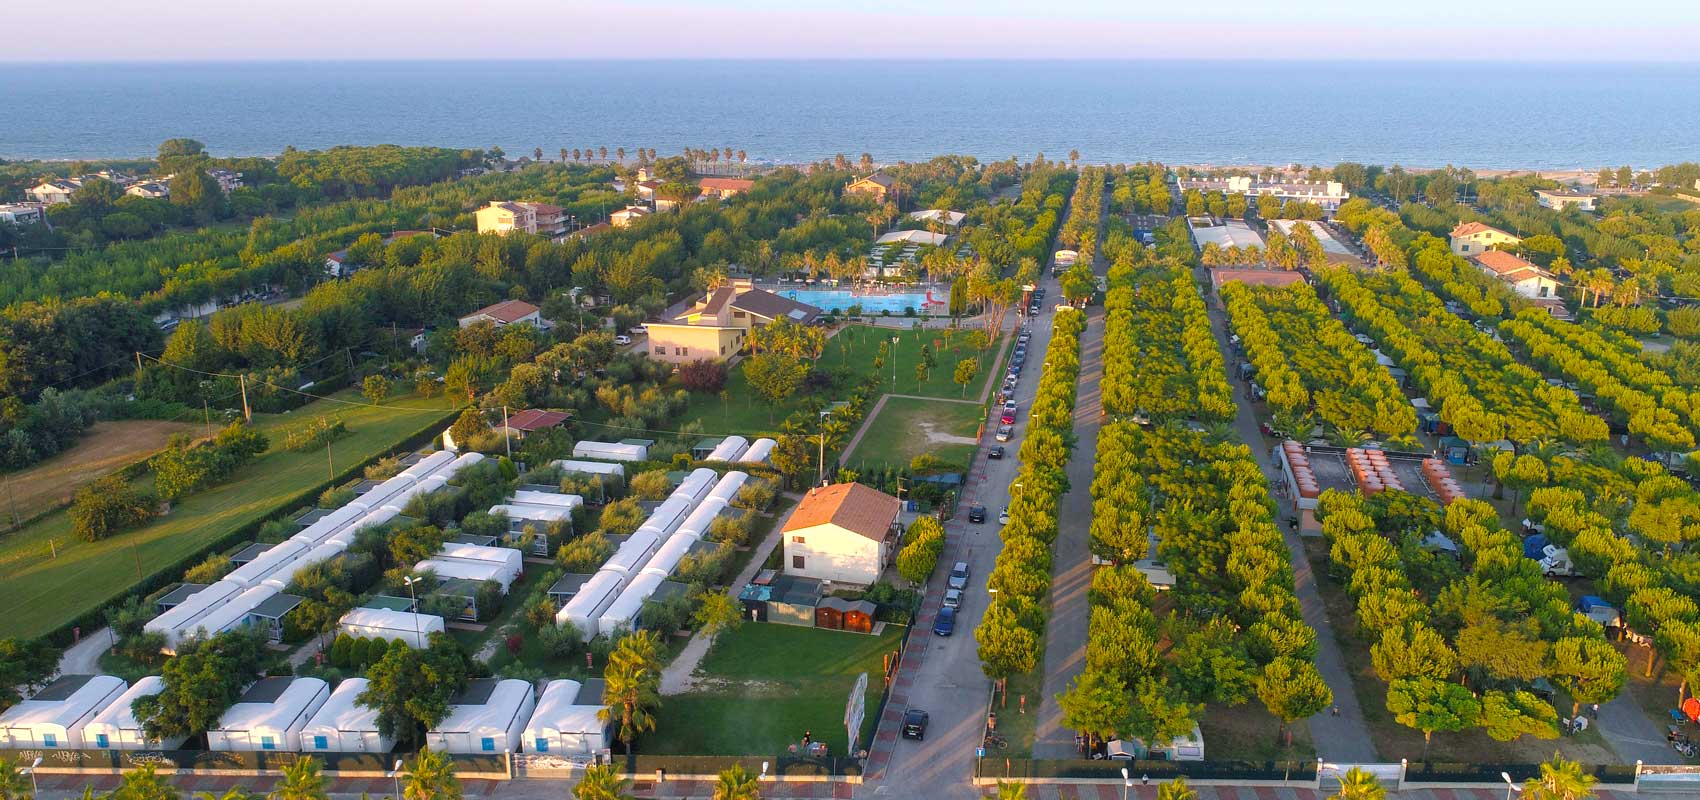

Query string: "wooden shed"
[[815, 597, 878, 634]]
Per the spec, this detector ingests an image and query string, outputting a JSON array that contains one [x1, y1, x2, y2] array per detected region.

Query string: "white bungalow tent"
[[674, 498, 729, 542], [488, 504, 571, 523], [426, 679, 536, 754], [83, 676, 187, 750], [510, 490, 582, 510], [145, 579, 244, 653], [183, 584, 278, 639], [673, 468, 719, 506], [339, 607, 445, 649], [596, 571, 666, 634], [223, 540, 310, 588], [415, 558, 516, 592], [437, 542, 525, 575], [705, 436, 750, 463], [0, 675, 127, 749], [402, 450, 456, 480], [598, 530, 661, 581], [300, 678, 391, 753], [647, 528, 704, 579], [208, 677, 330, 752], [741, 438, 776, 465], [522, 680, 611, 755], [555, 570, 624, 640], [633, 497, 692, 540], [572, 441, 647, 462], [550, 459, 626, 479], [704, 471, 748, 506]]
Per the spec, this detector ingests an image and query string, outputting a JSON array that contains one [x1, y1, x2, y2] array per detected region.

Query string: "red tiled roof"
[[699, 177, 754, 192], [1473, 250, 1550, 281], [783, 483, 901, 542], [504, 408, 570, 431], [1450, 221, 1516, 240], [852, 173, 896, 189], [520, 202, 565, 215], [465, 299, 540, 324]]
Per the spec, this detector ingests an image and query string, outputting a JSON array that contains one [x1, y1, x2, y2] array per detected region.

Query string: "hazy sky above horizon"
[[11, 0, 1700, 62]]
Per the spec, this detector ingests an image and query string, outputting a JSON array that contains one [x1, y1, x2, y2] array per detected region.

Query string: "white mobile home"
[[597, 571, 666, 634], [673, 497, 729, 542], [522, 680, 610, 755], [510, 490, 583, 510], [182, 584, 279, 640], [339, 607, 446, 648], [672, 468, 719, 507], [572, 441, 648, 462], [415, 557, 517, 592], [0, 675, 127, 749], [426, 679, 536, 754], [599, 530, 661, 581], [704, 471, 748, 506], [555, 570, 624, 640], [145, 579, 245, 653], [83, 676, 187, 750], [488, 503, 571, 523], [436, 542, 525, 578], [633, 497, 693, 541], [207, 677, 330, 752], [740, 438, 776, 465], [550, 459, 626, 479], [704, 436, 750, 463], [300, 678, 392, 753], [224, 541, 310, 587]]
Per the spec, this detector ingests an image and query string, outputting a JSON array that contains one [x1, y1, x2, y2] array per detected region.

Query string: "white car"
[[998, 507, 1011, 525], [614, 334, 633, 345]]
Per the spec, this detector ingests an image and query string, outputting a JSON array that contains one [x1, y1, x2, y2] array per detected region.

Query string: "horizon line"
[[5, 56, 1700, 66]]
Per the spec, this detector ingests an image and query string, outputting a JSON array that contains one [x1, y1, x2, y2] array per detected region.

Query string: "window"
[[95, 734, 109, 748], [791, 536, 806, 543], [793, 555, 806, 569], [261, 736, 276, 750], [481, 737, 496, 752], [43, 733, 57, 747], [314, 735, 328, 750], [535, 738, 550, 752], [654, 346, 665, 355]]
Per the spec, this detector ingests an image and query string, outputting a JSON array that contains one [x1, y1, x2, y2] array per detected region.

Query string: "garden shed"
[[815, 597, 877, 633], [300, 678, 391, 753], [207, 677, 330, 752], [83, 676, 186, 750], [338, 607, 446, 648], [738, 573, 824, 627], [426, 679, 536, 754], [0, 674, 127, 749], [522, 680, 610, 755]]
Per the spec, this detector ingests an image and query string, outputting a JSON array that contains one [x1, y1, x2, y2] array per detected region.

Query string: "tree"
[[403, 748, 461, 800], [743, 352, 807, 412], [976, 602, 1040, 681], [269, 756, 328, 800], [1523, 754, 1597, 800], [361, 374, 391, 405], [1330, 768, 1386, 800], [629, 469, 673, 500], [1124, 677, 1200, 747], [0, 638, 63, 710], [599, 497, 647, 536], [1055, 668, 1129, 748], [0, 757, 32, 800], [359, 636, 471, 748], [953, 358, 979, 398], [572, 763, 633, 800], [1157, 777, 1198, 800], [1255, 657, 1332, 745], [1550, 637, 1627, 716], [896, 516, 945, 585], [448, 406, 487, 447], [600, 631, 663, 753], [1370, 622, 1457, 682], [110, 763, 180, 800], [1480, 690, 1561, 742], [1385, 678, 1481, 759], [68, 475, 155, 541], [694, 592, 744, 636], [712, 762, 760, 800], [134, 631, 264, 742]]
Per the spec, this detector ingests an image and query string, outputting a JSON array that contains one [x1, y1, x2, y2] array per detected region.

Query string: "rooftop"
[[155, 582, 209, 607], [240, 676, 295, 704], [250, 592, 305, 620], [784, 482, 901, 541], [31, 674, 95, 702], [1474, 249, 1551, 281], [1449, 221, 1518, 240], [464, 299, 540, 324], [504, 408, 571, 431]]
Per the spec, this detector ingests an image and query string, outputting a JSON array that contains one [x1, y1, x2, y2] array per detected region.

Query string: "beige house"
[[610, 206, 651, 228], [782, 483, 901, 586], [29, 179, 81, 205], [846, 173, 898, 204], [475, 201, 567, 237], [1448, 221, 1523, 256], [458, 299, 549, 329], [698, 177, 755, 199], [645, 282, 821, 364], [125, 182, 170, 199], [0, 203, 47, 225], [1535, 188, 1596, 212], [1474, 250, 1559, 300]]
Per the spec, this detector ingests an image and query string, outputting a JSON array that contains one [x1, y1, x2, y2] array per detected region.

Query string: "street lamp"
[[23, 757, 40, 796], [403, 576, 423, 645], [761, 761, 769, 780], [391, 758, 406, 800], [1121, 767, 1131, 800], [1501, 771, 1524, 800]]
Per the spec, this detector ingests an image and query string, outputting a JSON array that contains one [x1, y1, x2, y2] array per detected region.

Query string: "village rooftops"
[[784, 482, 901, 542], [698, 177, 754, 192], [1449, 221, 1516, 240], [1473, 249, 1552, 282], [465, 299, 541, 325]]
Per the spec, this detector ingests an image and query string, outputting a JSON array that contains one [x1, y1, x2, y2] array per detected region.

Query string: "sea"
[[3, 60, 1697, 169]]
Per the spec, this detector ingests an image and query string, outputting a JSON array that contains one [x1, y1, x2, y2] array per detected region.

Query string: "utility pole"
[[326, 438, 335, 480], [135, 351, 143, 373], [503, 406, 512, 460], [239, 374, 251, 422]]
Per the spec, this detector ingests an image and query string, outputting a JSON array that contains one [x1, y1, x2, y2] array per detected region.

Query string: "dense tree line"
[[1099, 246, 1233, 423]]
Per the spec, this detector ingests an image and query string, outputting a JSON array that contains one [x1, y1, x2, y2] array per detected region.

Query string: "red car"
[[1000, 412, 1016, 425]]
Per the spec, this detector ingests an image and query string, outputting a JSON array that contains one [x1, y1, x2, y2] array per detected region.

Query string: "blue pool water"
[[779, 289, 939, 315]]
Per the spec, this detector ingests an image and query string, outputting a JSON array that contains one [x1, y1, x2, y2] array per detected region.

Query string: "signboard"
[[844, 672, 869, 753]]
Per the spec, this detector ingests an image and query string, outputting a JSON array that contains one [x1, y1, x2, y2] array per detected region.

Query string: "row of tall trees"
[[1099, 255, 1234, 423]]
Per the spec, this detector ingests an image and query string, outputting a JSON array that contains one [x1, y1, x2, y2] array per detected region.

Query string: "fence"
[[1403, 760, 1638, 786], [987, 759, 1317, 783], [4, 747, 510, 779], [630, 754, 862, 780]]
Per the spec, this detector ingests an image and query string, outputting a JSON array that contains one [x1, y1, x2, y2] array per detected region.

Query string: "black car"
[[988, 445, 1005, 460], [968, 505, 987, 523], [902, 709, 929, 740]]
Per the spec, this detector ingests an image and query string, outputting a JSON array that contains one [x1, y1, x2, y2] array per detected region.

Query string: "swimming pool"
[[777, 288, 943, 314]]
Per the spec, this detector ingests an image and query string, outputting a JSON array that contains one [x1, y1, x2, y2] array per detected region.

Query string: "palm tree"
[[112, 764, 179, 800], [195, 789, 258, 800], [1330, 768, 1385, 800], [573, 148, 582, 161], [403, 748, 461, 800], [572, 763, 633, 800], [1523, 754, 1597, 800], [599, 147, 608, 161], [712, 763, 760, 800], [533, 147, 543, 162], [738, 150, 747, 163], [559, 148, 568, 163], [269, 756, 328, 800], [0, 757, 33, 800], [599, 631, 662, 753], [995, 781, 1028, 800], [1156, 778, 1198, 800], [1069, 149, 1080, 168], [616, 147, 626, 163]]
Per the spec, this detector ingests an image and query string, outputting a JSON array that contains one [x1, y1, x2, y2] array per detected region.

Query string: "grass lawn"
[[848, 397, 986, 470], [0, 390, 457, 640], [998, 669, 1043, 757], [448, 567, 551, 655], [1, 419, 201, 531], [643, 623, 906, 756], [676, 325, 1005, 438]]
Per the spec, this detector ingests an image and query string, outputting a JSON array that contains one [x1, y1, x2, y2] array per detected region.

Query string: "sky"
[[10, 0, 1700, 62]]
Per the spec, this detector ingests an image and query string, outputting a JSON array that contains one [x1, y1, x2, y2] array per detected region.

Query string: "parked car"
[[998, 507, 1011, 525], [988, 445, 1005, 459], [996, 425, 1013, 442], [902, 709, 930, 740], [632, 324, 649, 333], [948, 561, 971, 590], [968, 505, 987, 524], [1000, 412, 1016, 425], [943, 588, 964, 610], [613, 334, 633, 345], [932, 606, 957, 636]]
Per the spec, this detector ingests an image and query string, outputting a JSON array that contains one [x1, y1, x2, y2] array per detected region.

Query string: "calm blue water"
[[3, 60, 1698, 168], [781, 289, 940, 314]]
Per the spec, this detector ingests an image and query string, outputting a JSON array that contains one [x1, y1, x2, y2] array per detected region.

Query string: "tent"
[[223, 540, 309, 588], [83, 676, 187, 750], [597, 571, 667, 634], [633, 496, 694, 541], [436, 543, 524, 580], [510, 490, 582, 510], [704, 471, 749, 506], [556, 570, 625, 640], [0, 675, 127, 748], [415, 557, 516, 592], [208, 677, 330, 752], [705, 436, 750, 463], [426, 679, 536, 754], [145, 579, 245, 653], [489, 503, 571, 523], [300, 678, 392, 753], [522, 680, 610, 755], [740, 438, 776, 465], [339, 607, 446, 649], [673, 498, 728, 543], [672, 468, 719, 507], [572, 441, 647, 462], [600, 530, 661, 581]]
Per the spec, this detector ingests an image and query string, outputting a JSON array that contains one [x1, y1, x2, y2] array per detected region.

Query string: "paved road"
[[1192, 263, 1378, 762], [56, 626, 112, 676]]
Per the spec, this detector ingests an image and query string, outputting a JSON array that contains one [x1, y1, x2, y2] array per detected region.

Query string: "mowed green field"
[[644, 623, 904, 755], [0, 390, 457, 640], [848, 397, 986, 470], [676, 325, 1005, 438]]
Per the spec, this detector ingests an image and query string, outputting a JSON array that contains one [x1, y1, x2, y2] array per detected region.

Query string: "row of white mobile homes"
[[595, 471, 748, 635]]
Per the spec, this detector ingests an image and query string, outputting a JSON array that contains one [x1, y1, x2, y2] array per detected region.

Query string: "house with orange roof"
[[458, 299, 551, 330], [475, 201, 567, 238], [1448, 221, 1522, 257], [1472, 250, 1558, 300], [845, 173, 898, 204], [698, 177, 755, 200], [782, 482, 902, 586]]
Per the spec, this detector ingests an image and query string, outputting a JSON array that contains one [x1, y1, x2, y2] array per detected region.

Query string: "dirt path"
[[2, 420, 198, 530], [839, 332, 1015, 462]]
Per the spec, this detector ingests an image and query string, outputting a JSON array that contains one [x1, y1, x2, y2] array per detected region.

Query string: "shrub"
[[708, 515, 751, 546], [896, 517, 946, 585], [557, 532, 613, 573], [363, 455, 404, 480], [284, 416, 352, 453], [733, 482, 775, 510], [318, 485, 355, 509], [328, 634, 354, 668], [69, 476, 155, 542], [538, 621, 580, 659], [677, 359, 728, 393], [629, 470, 673, 500], [183, 554, 232, 584], [599, 498, 646, 535]]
